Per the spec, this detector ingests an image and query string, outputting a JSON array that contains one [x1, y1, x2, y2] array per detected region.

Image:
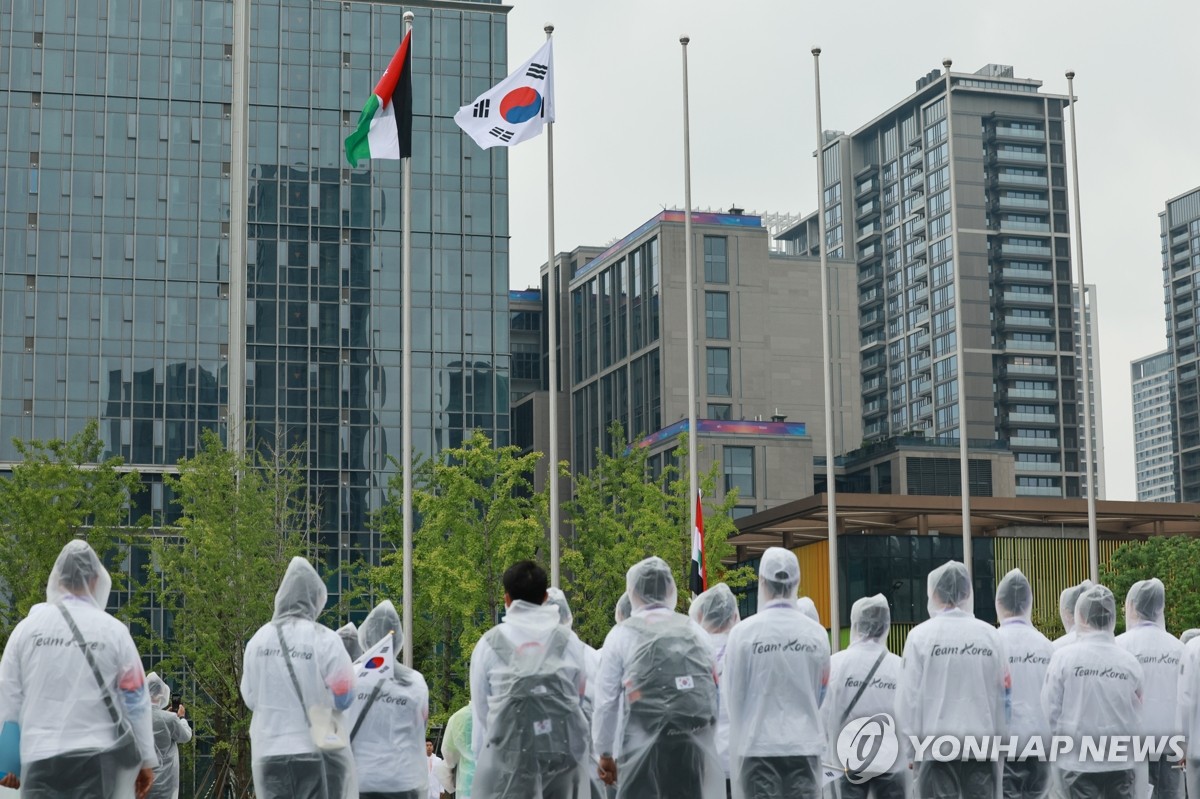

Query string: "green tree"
[[150, 430, 318, 798], [563, 424, 752, 649], [375, 430, 547, 723], [0, 420, 143, 649], [1103, 535, 1200, 635]]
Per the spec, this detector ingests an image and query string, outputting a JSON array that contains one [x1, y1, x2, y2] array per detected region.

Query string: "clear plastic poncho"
[[1043, 585, 1144, 775], [336, 622, 363, 661], [1054, 580, 1095, 648], [347, 600, 428, 796], [1125, 578, 1166, 628], [628, 556, 678, 612], [146, 673, 192, 799], [927, 560, 973, 617], [1117, 578, 1182, 743], [796, 596, 820, 624], [546, 587, 574, 627], [0, 540, 157, 797], [1183, 629, 1200, 645], [615, 592, 632, 624], [725, 548, 830, 799], [240, 557, 357, 799], [689, 583, 740, 778], [995, 570, 1053, 760], [825, 596, 908, 794], [472, 600, 590, 799], [441, 704, 475, 798]]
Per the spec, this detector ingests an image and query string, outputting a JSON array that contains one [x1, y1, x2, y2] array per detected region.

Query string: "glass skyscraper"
[[0, 0, 512, 597], [1162, 185, 1200, 499]]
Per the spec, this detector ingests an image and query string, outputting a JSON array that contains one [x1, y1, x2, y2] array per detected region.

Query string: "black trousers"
[[1061, 769, 1136, 799], [22, 750, 131, 799], [916, 760, 996, 799], [617, 731, 706, 799], [738, 755, 821, 799], [1148, 759, 1185, 799], [361, 792, 422, 799], [1003, 760, 1051, 799], [256, 752, 329, 799], [838, 771, 909, 799]]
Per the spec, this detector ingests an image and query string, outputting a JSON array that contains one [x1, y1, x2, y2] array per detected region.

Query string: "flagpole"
[[812, 48, 840, 653], [544, 23, 561, 589], [400, 10, 415, 669], [681, 35, 699, 569], [943, 58, 974, 583], [227, 0, 249, 455], [1065, 71, 1100, 583]]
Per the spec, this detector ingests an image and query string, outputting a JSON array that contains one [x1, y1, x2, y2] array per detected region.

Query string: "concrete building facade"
[[1162, 186, 1200, 500], [1131, 350, 1178, 502]]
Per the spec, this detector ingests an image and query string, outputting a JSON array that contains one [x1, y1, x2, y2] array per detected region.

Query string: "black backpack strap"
[[56, 602, 130, 736], [840, 650, 888, 726], [349, 681, 384, 743], [274, 622, 312, 729]]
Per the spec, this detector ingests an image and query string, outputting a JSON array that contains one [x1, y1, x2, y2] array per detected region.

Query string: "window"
[[705, 291, 729, 339], [707, 403, 732, 420], [732, 506, 757, 521], [706, 347, 731, 396], [704, 236, 728, 283], [724, 446, 755, 498]]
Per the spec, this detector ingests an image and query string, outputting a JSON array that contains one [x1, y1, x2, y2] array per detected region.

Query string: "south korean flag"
[[454, 39, 554, 150]]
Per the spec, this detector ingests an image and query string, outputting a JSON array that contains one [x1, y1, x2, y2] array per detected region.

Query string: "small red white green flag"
[[345, 31, 413, 167]]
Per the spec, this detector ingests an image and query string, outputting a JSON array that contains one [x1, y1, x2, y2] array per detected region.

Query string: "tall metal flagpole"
[[681, 36, 699, 567], [812, 48, 840, 653], [545, 24, 561, 589], [1065, 71, 1100, 583], [401, 10, 415, 668], [228, 0, 249, 455], [943, 59, 973, 581]]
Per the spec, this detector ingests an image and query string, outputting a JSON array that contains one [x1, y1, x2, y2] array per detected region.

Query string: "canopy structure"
[[726, 494, 1200, 564]]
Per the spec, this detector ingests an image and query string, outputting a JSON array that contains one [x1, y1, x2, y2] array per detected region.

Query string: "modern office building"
[[1163, 186, 1200, 500], [1073, 284, 1105, 498], [514, 209, 861, 518], [1131, 350, 1179, 502], [0, 0, 513, 596], [791, 63, 1086, 498]]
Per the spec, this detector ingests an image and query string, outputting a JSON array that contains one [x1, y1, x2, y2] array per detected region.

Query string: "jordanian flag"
[[690, 491, 706, 597], [345, 32, 412, 167]]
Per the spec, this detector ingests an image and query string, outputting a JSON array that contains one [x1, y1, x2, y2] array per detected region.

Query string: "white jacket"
[[823, 640, 904, 774], [1178, 637, 1200, 757], [997, 618, 1054, 748], [896, 609, 1009, 742], [724, 600, 830, 759], [347, 665, 430, 795], [1116, 622, 1183, 738], [1042, 630, 1144, 773]]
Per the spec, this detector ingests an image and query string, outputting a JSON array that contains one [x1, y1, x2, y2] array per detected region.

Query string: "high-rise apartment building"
[[1162, 185, 1200, 499], [1131, 350, 1178, 502], [1073, 284, 1105, 498], [809, 63, 1085, 498], [0, 0, 513, 598]]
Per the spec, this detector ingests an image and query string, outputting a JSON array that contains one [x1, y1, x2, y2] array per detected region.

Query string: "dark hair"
[[503, 560, 548, 605]]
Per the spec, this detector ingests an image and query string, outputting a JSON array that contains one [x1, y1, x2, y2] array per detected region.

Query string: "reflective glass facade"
[[0, 0, 511, 595]]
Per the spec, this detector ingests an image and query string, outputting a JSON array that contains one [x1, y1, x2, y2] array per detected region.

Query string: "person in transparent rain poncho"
[[593, 557, 723, 799], [345, 600, 429, 799], [240, 557, 357, 799], [724, 547, 830, 799], [1042, 585, 1143, 799], [144, 673, 192, 799], [823, 595, 906, 799], [896, 560, 1008, 799], [438, 704, 475, 799], [0, 539, 158, 799], [337, 623, 364, 662], [469, 561, 592, 799], [993, 570, 1053, 799], [796, 597, 821, 625], [1182, 629, 1200, 645], [546, 587, 607, 799], [689, 583, 741, 791], [1179, 623, 1200, 799], [1115, 579, 1184, 799], [1053, 581, 1094, 650], [614, 593, 632, 625]]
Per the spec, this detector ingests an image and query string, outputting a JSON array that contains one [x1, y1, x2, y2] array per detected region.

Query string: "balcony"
[[1003, 291, 1053, 305], [862, 375, 885, 393], [999, 219, 1051, 234], [996, 195, 1049, 211], [913, 356, 932, 372], [1005, 338, 1056, 352], [1004, 315, 1053, 329], [864, 399, 885, 415], [1005, 363, 1057, 377], [856, 200, 880, 220], [1000, 266, 1053, 282], [861, 332, 884, 349], [1010, 436, 1059, 449], [860, 308, 882, 327], [912, 332, 931, 349], [1008, 387, 1057, 400], [913, 379, 932, 395], [1014, 460, 1062, 472], [860, 288, 883, 307], [864, 421, 886, 438], [992, 148, 1047, 164], [859, 243, 882, 261], [994, 173, 1049, 188], [1016, 485, 1063, 497], [856, 179, 879, 197], [999, 242, 1053, 258], [1008, 411, 1057, 424], [858, 265, 882, 284], [993, 125, 1045, 141], [862, 354, 885, 372], [857, 223, 882, 242]]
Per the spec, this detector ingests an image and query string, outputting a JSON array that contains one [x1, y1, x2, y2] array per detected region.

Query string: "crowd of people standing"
[[3, 538, 1200, 799]]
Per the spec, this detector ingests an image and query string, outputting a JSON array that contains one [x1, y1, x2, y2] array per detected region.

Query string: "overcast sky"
[[499, 0, 1200, 502]]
